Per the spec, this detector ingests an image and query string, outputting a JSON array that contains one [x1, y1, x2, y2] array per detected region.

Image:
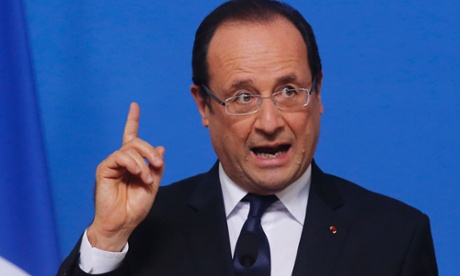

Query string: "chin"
[[250, 180, 291, 194]]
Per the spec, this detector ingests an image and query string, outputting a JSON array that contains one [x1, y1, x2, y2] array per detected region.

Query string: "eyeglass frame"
[[200, 77, 317, 116]]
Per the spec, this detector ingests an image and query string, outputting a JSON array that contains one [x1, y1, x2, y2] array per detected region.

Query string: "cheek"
[[288, 112, 321, 144], [208, 116, 252, 151], [223, 120, 253, 148], [285, 112, 308, 131]]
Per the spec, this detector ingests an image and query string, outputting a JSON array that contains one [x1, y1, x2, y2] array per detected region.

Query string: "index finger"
[[123, 102, 140, 144]]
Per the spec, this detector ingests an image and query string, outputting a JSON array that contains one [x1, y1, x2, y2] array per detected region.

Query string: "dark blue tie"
[[233, 193, 278, 276]]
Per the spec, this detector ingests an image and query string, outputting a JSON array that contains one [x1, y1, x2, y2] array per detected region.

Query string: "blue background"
[[23, 1, 459, 274]]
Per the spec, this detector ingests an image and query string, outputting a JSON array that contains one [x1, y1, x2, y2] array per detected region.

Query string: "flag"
[[0, 0, 60, 275]]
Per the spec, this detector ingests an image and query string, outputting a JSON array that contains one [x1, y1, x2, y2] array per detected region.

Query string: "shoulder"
[[329, 172, 425, 219], [313, 167, 432, 245], [148, 172, 208, 217], [310, 162, 429, 228], [158, 173, 206, 201]]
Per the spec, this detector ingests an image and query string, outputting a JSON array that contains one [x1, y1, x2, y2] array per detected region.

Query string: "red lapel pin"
[[329, 225, 337, 234]]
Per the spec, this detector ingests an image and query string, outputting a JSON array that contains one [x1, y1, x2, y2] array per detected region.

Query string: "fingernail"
[[147, 173, 154, 183], [154, 157, 163, 165]]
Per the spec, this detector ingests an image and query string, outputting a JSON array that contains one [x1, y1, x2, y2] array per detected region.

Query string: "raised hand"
[[87, 103, 165, 252]]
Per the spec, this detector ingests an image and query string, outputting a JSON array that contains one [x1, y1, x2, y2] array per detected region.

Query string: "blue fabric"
[[0, 0, 60, 274], [233, 194, 278, 276]]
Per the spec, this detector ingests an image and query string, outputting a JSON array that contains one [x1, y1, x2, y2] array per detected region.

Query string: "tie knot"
[[244, 193, 278, 219]]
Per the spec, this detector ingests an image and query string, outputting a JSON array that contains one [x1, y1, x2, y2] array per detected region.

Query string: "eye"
[[280, 86, 299, 98], [231, 92, 256, 104]]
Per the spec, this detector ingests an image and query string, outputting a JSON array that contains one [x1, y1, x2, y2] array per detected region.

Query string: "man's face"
[[191, 17, 323, 194]]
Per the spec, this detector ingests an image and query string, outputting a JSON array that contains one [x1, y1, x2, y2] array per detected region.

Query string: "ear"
[[190, 84, 209, 127], [315, 72, 324, 115]]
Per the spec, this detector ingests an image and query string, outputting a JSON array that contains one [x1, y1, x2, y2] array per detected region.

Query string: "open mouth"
[[251, 144, 291, 159]]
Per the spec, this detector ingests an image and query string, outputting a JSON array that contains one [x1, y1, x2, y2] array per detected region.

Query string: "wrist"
[[87, 224, 130, 252]]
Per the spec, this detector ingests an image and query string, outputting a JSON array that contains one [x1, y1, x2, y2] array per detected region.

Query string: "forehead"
[[207, 17, 310, 89]]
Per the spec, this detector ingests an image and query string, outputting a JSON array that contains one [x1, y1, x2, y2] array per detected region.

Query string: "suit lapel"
[[182, 163, 235, 276], [292, 161, 350, 276], [180, 161, 350, 275]]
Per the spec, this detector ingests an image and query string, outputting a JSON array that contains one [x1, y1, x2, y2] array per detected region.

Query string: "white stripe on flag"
[[0, 257, 30, 276]]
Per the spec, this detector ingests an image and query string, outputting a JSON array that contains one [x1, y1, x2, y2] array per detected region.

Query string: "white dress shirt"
[[79, 163, 311, 275], [220, 163, 311, 276]]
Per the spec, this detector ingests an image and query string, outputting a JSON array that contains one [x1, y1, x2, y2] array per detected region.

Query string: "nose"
[[253, 97, 284, 136]]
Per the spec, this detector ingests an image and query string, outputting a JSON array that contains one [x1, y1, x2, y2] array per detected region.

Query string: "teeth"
[[257, 151, 285, 158]]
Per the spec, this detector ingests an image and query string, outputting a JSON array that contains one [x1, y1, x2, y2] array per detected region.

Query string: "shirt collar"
[[219, 163, 311, 225]]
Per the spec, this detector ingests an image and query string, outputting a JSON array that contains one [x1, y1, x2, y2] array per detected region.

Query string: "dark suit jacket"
[[57, 161, 437, 275]]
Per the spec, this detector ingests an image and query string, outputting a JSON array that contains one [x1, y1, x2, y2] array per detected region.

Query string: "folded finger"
[[122, 138, 165, 170]]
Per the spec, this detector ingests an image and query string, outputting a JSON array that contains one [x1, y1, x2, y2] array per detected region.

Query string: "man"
[[58, 0, 437, 275]]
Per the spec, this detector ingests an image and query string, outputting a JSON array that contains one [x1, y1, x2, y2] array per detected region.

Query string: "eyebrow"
[[276, 74, 299, 85], [228, 73, 300, 91], [229, 79, 254, 91]]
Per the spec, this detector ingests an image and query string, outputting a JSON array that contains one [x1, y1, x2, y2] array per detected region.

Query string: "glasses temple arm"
[[201, 85, 226, 106]]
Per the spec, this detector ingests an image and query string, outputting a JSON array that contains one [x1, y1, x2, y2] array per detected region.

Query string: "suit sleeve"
[[399, 214, 438, 276]]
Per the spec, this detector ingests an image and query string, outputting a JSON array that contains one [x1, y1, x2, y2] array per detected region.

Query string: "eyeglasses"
[[201, 78, 317, 116]]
